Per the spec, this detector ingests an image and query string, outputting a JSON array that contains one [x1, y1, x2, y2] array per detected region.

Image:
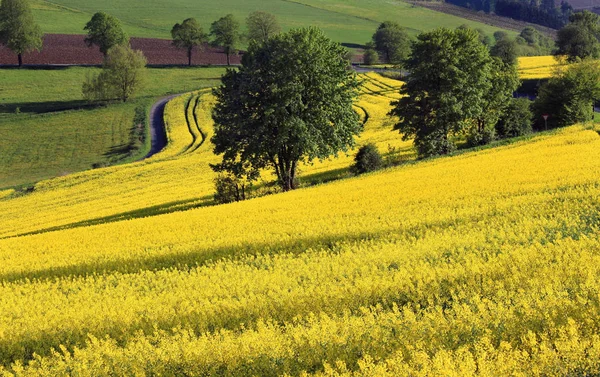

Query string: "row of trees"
[[363, 22, 553, 67], [171, 11, 280, 66], [0, 0, 281, 67], [362, 11, 600, 68], [84, 11, 281, 67]]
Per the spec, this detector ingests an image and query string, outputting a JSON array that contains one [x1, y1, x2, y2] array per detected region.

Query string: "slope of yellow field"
[[2, 71, 600, 375], [0, 74, 408, 239], [518, 55, 565, 79], [0, 122, 599, 375]]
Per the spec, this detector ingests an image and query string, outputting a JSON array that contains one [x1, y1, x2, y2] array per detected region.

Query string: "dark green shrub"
[[351, 144, 383, 174], [363, 48, 379, 65], [466, 126, 496, 148], [213, 174, 249, 204], [496, 98, 533, 138]]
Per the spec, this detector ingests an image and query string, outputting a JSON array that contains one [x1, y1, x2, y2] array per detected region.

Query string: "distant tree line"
[[446, 0, 573, 29], [362, 22, 554, 67], [170, 12, 280, 66]]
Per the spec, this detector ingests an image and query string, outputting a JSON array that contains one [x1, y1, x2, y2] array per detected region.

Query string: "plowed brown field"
[[0, 34, 242, 66]]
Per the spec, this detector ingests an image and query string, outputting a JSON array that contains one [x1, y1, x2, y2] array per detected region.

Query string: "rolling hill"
[[0, 92, 598, 372], [29, 0, 516, 44]]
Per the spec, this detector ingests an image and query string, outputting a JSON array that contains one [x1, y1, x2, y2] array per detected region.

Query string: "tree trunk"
[[226, 47, 231, 66], [281, 160, 297, 191], [188, 47, 192, 66], [18, 53, 23, 67]]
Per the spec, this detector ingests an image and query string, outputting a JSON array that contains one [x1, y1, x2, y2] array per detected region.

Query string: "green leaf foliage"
[[210, 14, 241, 65], [246, 11, 280, 44], [0, 0, 42, 65], [171, 18, 207, 66], [372, 21, 411, 66], [83, 44, 147, 102], [496, 97, 533, 138], [533, 60, 600, 129], [211, 27, 361, 191], [389, 27, 495, 158], [469, 57, 520, 146], [84, 12, 128, 56], [491, 38, 518, 66], [556, 11, 600, 62], [351, 143, 383, 175]]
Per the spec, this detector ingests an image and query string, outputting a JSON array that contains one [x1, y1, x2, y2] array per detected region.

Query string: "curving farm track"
[[145, 95, 176, 158]]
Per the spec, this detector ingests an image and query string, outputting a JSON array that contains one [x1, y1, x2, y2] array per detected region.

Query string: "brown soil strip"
[[0, 34, 242, 66]]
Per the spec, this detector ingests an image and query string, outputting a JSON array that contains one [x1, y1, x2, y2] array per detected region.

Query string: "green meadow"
[[0, 67, 225, 189], [30, 0, 515, 43]]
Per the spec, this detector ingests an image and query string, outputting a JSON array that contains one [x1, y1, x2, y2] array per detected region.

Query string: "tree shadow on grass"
[[0, 99, 102, 114], [103, 143, 136, 160], [341, 42, 366, 49]]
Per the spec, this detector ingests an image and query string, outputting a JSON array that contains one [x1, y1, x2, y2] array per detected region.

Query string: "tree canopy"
[[246, 11, 280, 43], [468, 56, 520, 146], [84, 12, 128, 56], [171, 18, 207, 66], [210, 14, 241, 66], [83, 44, 147, 102], [0, 0, 42, 66], [533, 60, 600, 129], [390, 27, 497, 157], [372, 21, 411, 66], [556, 11, 600, 62], [211, 27, 361, 191], [491, 38, 518, 66]]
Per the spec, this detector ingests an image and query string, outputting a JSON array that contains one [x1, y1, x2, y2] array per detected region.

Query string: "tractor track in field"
[[145, 95, 176, 159]]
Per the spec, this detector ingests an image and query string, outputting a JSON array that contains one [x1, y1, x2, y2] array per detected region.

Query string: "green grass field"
[[0, 67, 225, 189], [30, 0, 515, 44]]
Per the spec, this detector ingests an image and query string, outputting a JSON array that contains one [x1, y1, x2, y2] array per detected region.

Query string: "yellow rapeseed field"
[[518, 55, 565, 79], [1, 72, 600, 375], [0, 123, 599, 375]]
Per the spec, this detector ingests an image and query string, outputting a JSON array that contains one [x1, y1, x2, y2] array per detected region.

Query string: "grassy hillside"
[[0, 117, 598, 373], [29, 0, 516, 44], [0, 67, 225, 188]]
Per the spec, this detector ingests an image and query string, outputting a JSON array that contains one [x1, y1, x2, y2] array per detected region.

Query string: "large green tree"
[[211, 27, 361, 191], [372, 21, 411, 65], [84, 12, 128, 56], [210, 14, 241, 66], [246, 11, 280, 43], [533, 60, 600, 129], [389, 27, 494, 158], [556, 11, 600, 62], [82, 44, 147, 102], [468, 57, 520, 146], [171, 18, 207, 66], [0, 0, 42, 66]]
